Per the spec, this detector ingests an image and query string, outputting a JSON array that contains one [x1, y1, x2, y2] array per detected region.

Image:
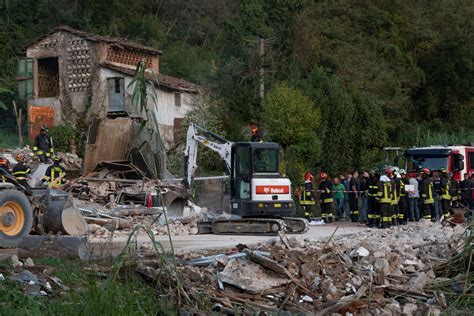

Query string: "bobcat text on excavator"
[[184, 123, 308, 235]]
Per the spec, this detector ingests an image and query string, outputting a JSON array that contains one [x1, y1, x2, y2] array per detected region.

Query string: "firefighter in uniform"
[[349, 172, 359, 222], [390, 169, 399, 226], [398, 169, 408, 225], [318, 172, 334, 223], [420, 168, 435, 221], [300, 172, 316, 220], [367, 169, 379, 227], [450, 175, 460, 208], [377, 168, 393, 228], [33, 126, 54, 163], [0, 156, 11, 182], [250, 123, 263, 142], [42, 156, 66, 187], [12, 154, 31, 188], [439, 168, 451, 219]]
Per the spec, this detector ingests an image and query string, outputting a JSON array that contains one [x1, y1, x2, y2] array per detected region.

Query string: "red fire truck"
[[404, 145, 474, 181]]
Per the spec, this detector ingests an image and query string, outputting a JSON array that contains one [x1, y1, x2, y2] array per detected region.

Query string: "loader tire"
[[0, 190, 33, 248]]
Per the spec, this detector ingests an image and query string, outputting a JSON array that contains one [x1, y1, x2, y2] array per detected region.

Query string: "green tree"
[[301, 67, 355, 174], [302, 67, 387, 174], [262, 83, 321, 184]]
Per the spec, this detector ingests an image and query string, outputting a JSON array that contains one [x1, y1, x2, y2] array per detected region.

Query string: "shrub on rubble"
[[48, 124, 79, 155]]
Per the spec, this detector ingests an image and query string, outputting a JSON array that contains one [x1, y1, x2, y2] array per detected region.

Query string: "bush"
[[48, 124, 78, 154]]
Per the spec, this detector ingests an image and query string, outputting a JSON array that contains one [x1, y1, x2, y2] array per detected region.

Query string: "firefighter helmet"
[[320, 172, 328, 179], [52, 155, 61, 162], [0, 156, 7, 165], [399, 169, 406, 175], [304, 172, 314, 181], [422, 168, 430, 175], [439, 167, 448, 173], [385, 167, 393, 175], [16, 153, 25, 162]]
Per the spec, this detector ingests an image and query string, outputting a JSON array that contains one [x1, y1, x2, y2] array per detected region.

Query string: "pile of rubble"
[[65, 170, 201, 237], [1, 256, 69, 297], [136, 221, 470, 314], [2, 146, 82, 172]]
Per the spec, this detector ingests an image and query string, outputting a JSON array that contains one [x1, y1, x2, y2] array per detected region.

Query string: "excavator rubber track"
[[282, 217, 309, 234], [211, 218, 286, 235]]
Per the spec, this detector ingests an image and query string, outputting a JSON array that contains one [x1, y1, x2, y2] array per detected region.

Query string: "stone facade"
[[22, 26, 198, 146]]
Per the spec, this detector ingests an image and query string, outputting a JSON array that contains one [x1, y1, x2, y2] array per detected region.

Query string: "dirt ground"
[[87, 222, 367, 258]]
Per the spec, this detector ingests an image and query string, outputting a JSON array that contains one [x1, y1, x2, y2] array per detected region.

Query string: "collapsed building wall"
[[20, 26, 197, 147], [19, 26, 201, 179]]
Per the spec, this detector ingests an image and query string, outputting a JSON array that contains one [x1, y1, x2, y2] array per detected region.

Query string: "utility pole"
[[258, 38, 265, 100]]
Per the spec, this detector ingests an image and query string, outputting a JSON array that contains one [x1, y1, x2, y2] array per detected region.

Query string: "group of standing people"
[[298, 168, 473, 227]]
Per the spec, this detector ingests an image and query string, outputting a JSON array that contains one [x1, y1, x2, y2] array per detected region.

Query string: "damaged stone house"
[[17, 25, 199, 177]]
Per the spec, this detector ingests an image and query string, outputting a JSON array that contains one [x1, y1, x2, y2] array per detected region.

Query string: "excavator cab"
[[185, 123, 307, 234], [230, 142, 295, 217]]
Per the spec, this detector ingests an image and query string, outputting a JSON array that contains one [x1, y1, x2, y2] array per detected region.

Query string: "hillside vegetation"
[[1, 0, 473, 181]]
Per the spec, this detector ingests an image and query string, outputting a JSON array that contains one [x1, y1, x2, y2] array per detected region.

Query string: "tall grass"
[[0, 131, 19, 148], [0, 257, 175, 315]]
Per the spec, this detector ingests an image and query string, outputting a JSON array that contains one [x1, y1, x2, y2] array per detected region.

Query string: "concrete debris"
[[374, 258, 390, 274], [300, 295, 314, 303], [219, 259, 291, 293], [350, 246, 370, 257], [166, 221, 467, 314], [24, 258, 35, 267], [57, 152, 82, 171], [10, 254, 23, 268], [5, 261, 68, 297]]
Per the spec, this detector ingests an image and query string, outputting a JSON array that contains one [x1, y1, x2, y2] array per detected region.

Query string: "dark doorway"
[[38, 57, 59, 98]]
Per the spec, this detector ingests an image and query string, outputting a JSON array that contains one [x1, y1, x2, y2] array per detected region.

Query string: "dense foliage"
[[1, 0, 473, 181]]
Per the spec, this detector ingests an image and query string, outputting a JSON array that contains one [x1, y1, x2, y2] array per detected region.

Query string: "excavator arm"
[[184, 123, 234, 188]]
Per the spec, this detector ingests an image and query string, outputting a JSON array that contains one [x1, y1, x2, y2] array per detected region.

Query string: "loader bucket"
[[33, 188, 88, 236]]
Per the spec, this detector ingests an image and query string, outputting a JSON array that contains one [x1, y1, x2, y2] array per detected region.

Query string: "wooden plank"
[[80, 177, 144, 183], [0, 248, 18, 260]]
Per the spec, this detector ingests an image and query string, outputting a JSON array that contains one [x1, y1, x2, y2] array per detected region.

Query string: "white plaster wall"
[[98, 67, 196, 145]]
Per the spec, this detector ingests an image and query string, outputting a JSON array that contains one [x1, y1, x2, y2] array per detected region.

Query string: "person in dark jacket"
[[318, 172, 334, 223], [420, 168, 435, 222], [367, 169, 380, 227], [300, 172, 316, 220], [33, 125, 54, 163], [12, 153, 31, 188], [391, 171, 400, 225], [0, 156, 11, 183], [359, 172, 369, 223], [440, 168, 451, 218], [377, 168, 393, 229], [460, 173, 470, 208], [433, 172, 442, 220], [398, 169, 409, 225], [42, 156, 66, 187], [470, 174, 474, 210], [349, 171, 359, 222]]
